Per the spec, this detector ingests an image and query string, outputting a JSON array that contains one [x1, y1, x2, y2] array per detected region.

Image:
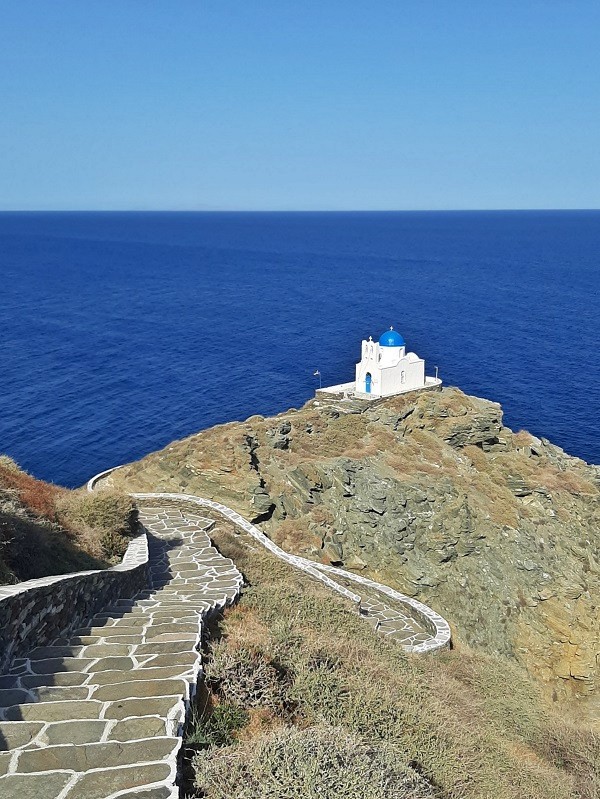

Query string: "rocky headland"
[[104, 386, 600, 707]]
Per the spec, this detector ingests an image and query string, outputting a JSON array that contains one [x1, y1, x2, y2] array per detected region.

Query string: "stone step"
[[13, 735, 178, 774], [0, 685, 90, 709], [70, 624, 147, 638], [133, 640, 200, 656], [102, 694, 184, 721], [58, 632, 142, 646], [137, 652, 199, 669], [2, 699, 104, 722], [90, 676, 191, 701], [0, 721, 45, 750], [144, 623, 200, 638], [0, 762, 174, 799], [0, 771, 73, 799], [106, 714, 169, 742], [0, 503, 246, 799], [15, 672, 90, 689], [14, 656, 150, 677], [87, 665, 196, 690], [11, 657, 97, 675], [91, 609, 151, 623], [28, 645, 85, 660]]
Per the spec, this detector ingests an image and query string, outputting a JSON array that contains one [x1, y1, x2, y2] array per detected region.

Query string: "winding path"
[[0, 506, 242, 799], [0, 468, 450, 799], [88, 467, 451, 654]]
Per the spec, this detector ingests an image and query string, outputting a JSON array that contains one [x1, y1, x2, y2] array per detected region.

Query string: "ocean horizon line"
[[1, 207, 600, 215]]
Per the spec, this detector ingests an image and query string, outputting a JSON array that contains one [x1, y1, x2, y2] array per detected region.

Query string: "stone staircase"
[[0, 506, 243, 799], [128, 492, 451, 655], [0, 477, 451, 798]]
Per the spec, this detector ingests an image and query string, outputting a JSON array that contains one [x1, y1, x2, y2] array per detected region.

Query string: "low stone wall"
[[88, 467, 452, 654], [312, 561, 451, 653], [0, 534, 148, 672]]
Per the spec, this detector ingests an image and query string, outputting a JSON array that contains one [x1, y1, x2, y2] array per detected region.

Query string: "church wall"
[[354, 335, 429, 397], [379, 356, 425, 396]]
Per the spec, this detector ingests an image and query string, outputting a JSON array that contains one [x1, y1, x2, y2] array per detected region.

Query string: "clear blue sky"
[[1, 1, 599, 210]]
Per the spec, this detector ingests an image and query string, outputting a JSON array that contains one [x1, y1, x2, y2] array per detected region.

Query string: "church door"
[[365, 373, 372, 393]]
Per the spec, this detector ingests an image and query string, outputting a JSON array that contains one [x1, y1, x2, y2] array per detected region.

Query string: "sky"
[[1, 1, 599, 211]]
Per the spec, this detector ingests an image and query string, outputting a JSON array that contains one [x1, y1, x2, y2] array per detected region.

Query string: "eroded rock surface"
[[108, 387, 600, 703]]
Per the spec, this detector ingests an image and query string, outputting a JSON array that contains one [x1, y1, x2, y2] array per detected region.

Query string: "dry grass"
[[537, 468, 597, 496], [191, 525, 600, 799], [270, 518, 321, 552], [0, 457, 138, 583], [58, 489, 137, 560], [0, 458, 66, 519]]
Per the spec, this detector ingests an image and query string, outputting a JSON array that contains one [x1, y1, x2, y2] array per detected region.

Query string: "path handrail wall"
[[307, 560, 451, 653], [88, 466, 451, 653], [0, 533, 149, 672]]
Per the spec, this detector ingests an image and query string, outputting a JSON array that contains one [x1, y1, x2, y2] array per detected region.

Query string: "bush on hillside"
[[191, 526, 600, 799], [0, 456, 139, 582], [0, 458, 65, 519], [0, 456, 21, 473], [195, 725, 435, 799], [58, 490, 138, 560]]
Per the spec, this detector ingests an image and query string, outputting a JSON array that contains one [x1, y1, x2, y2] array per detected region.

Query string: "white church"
[[318, 327, 441, 400]]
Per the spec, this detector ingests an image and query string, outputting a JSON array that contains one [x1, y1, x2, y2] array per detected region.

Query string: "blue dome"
[[379, 327, 405, 347]]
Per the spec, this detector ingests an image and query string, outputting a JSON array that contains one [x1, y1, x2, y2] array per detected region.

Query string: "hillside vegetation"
[[188, 521, 600, 799], [107, 387, 600, 708], [0, 455, 137, 584]]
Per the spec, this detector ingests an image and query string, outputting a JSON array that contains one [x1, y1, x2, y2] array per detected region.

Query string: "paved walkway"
[[0, 476, 451, 798], [0, 506, 242, 799], [130, 491, 451, 655], [329, 574, 434, 648], [208, 508, 436, 649]]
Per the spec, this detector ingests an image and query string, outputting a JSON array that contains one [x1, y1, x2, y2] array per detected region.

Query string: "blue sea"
[[1, 211, 599, 487]]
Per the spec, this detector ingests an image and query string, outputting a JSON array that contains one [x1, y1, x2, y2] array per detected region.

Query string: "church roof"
[[379, 327, 405, 347]]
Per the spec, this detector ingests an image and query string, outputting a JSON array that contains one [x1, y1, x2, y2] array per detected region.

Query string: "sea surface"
[[1, 211, 599, 487]]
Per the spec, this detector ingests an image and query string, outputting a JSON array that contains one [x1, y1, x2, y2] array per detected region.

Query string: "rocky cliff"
[[107, 387, 600, 705]]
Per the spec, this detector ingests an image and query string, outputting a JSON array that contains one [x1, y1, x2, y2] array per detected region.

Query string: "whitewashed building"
[[318, 327, 441, 400]]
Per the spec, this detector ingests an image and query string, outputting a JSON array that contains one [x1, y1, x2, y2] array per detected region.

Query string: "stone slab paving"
[[312, 570, 436, 648], [0, 507, 243, 799], [310, 561, 451, 653], [87, 468, 451, 655], [126, 492, 451, 654]]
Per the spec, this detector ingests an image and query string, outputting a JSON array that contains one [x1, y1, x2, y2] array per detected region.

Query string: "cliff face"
[[109, 388, 600, 703]]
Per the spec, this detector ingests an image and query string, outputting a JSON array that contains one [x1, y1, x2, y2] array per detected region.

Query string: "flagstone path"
[[0, 506, 242, 799], [0, 470, 451, 799], [129, 491, 451, 656]]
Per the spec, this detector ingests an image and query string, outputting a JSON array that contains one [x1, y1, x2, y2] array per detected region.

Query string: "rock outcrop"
[[106, 387, 600, 705]]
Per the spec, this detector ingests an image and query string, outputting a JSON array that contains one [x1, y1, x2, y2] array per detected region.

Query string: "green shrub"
[[194, 725, 434, 799], [188, 702, 249, 747]]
